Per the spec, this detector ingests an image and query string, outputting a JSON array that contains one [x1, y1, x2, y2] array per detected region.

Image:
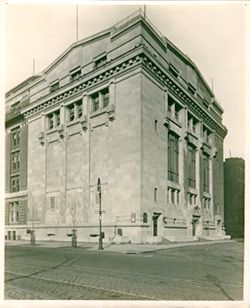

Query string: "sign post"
[[97, 178, 103, 250]]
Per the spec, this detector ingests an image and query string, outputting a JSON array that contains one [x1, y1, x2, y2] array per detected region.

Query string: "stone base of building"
[[5, 224, 228, 244]]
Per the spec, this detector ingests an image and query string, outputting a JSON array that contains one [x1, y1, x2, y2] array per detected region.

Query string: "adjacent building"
[[224, 158, 245, 238], [5, 10, 228, 243]]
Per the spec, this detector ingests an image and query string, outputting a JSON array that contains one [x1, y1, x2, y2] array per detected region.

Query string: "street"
[[5, 241, 243, 300]]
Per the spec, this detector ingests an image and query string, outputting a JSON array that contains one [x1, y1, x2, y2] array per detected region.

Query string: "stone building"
[[224, 158, 245, 238], [5, 11, 228, 243]]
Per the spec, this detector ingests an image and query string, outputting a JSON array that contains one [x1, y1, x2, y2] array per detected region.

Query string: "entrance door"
[[153, 217, 158, 236], [12, 231, 16, 240], [152, 213, 161, 237], [7, 231, 11, 240], [192, 219, 197, 236]]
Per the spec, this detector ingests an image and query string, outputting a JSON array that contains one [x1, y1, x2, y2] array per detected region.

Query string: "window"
[[11, 151, 20, 171], [66, 100, 83, 122], [168, 187, 180, 205], [154, 188, 157, 202], [154, 120, 158, 132], [11, 101, 20, 113], [11, 175, 19, 192], [77, 101, 83, 118], [188, 83, 196, 95], [70, 67, 81, 81], [169, 64, 179, 78], [203, 127, 211, 144], [187, 114, 198, 135], [168, 96, 182, 123], [187, 145, 196, 188], [50, 81, 59, 93], [95, 55, 107, 68], [91, 88, 109, 112], [203, 154, 210, 193], [143, 213, 148, 223], [68, 104, 75, 122], [47, 110, 60, 129], [11, 128, 20, 148], [103, 88, 109, 108], [92, 94, 99, 112], [168, 133, 179, 182], [50, 196, 56, 211], [9, 201, 19, 223]]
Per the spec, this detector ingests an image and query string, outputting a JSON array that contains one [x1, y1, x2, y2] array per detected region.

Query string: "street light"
[[97, 178, 103, 250]]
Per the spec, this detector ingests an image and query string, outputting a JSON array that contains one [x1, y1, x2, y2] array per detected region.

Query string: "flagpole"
[[76, 5, 78, 41]]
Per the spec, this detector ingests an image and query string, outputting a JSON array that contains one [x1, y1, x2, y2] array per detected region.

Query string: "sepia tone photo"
[[2, 2, 246, 305]]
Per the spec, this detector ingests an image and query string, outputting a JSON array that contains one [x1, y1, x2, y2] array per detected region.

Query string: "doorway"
[[152, 213, 161, 236], [192, 219, 198, 236]]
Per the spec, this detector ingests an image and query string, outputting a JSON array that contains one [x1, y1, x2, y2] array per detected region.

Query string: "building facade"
[[5, 11, 228, 243], [224, 158, 245, 238]]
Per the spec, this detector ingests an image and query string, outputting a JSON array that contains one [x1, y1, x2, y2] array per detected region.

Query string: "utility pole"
[[97, 178, 103, 250]]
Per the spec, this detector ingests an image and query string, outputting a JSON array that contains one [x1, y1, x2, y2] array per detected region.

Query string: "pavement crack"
[[5, 257, 73, 283], [205, 274, 234, 300]]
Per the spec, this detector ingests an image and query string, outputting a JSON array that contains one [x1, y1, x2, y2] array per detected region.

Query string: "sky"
[[3, 3, 246, 159]]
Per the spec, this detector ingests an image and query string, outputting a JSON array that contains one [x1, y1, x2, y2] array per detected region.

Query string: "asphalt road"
[[5, 241, 243, 300]]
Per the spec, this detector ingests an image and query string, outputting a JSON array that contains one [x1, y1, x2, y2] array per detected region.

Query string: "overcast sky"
[[4, 3, 246, 159]]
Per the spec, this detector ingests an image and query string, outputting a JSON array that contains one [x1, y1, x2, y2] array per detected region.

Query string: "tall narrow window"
[[92, 93, 99, 112], [9, 202, 19, 223], [203, 155, 210, 193], [188, 145, 196, 188], [154, 188, 157, 202], [102, 88, 109, 108], [168, 133, 179, 182]]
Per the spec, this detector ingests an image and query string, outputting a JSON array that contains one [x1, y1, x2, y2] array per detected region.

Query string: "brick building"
[[224, 158, 245, 238], [5, 11, 228, 243]]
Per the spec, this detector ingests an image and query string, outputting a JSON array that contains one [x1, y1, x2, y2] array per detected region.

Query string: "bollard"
[[71, 229, 77, 248], [30, 230, 36, 245]]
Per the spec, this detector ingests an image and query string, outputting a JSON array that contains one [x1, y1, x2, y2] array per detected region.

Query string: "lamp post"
[[97, 178, 103, 250]]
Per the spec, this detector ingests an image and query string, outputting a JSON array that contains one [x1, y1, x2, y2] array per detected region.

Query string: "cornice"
[[21, 45, 227, 139]]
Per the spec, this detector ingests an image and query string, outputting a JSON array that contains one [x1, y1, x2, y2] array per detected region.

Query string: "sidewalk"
[[5, 238, 235, 254]]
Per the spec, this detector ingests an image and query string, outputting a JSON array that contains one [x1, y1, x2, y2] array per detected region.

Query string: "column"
[[60, 104, 65, 124], [109, 81, 116, 107]]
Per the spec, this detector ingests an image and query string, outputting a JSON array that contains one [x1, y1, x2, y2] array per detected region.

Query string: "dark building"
[[224, 158, 245, 238]]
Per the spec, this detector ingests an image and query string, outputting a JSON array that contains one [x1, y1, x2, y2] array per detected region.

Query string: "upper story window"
[[102, 88, 109, 108], [203, 154, 210, 193], [47, 110, 60, 130], [95, 55, 107, 68], [70, 67, 81, 81], [188, 83, 196, 95], [92, 93, 100, 112], [9, 201, 19, 223], [49, 80, 59, 93], [168, 132, 179, 183], [169, 64, 179, 78], [91, 88, 109, 112], [11, 127, 20, 148], [66, 100, 83, 122], [11, 175, 19, 193], [168, 96, 182, 123], [11, 151, 20, 172], [187, 145, 196, 188], [187, 113, 199, 135], [202, 126, 211, 144], [11, 101, 21, 113]]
